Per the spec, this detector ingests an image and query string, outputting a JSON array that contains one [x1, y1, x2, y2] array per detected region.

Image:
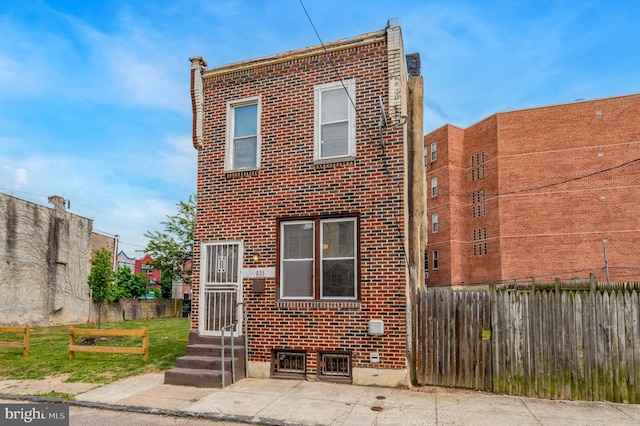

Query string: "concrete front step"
[[164, 330, 247, 388], [186, 344, 245, 358], [175, 355, 238, 370], [186, 330, 244, 346], [164, 367, 232, 388]]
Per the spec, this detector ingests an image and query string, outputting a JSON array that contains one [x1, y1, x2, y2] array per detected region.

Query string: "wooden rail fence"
[[68, 326, 148, 361], [0, 325, 30, 357], [415, 285, 640, 403]]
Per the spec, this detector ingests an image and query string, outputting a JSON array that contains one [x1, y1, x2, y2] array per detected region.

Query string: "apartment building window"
[[432, 213, 439, 233], [314, 80, 356, 161], [226, 97, 261, 171], [470, 151, 486, 181], [433, 250, 439, 270], [472, 227, 488, 256], [472, 189, 488, 218], [431, 177, 438, 197], [280, 217, 358, 300], [430, 142, 437, 162]]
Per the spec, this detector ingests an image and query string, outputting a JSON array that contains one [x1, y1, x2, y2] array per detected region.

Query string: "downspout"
[[189, 57, 207, 150], [405, 53, 426, 385]]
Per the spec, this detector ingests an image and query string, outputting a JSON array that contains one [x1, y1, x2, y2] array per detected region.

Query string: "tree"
[[114, 266, 147, 299], [87, 248, 115, 328], [143, 195, 195, 293]]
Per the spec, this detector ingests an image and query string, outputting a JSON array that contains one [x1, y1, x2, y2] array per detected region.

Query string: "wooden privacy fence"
[[415, 286, 640, 403], [0, 325, 30, 357], [68, 326, 149, 361], [416, 289, 492, 390]]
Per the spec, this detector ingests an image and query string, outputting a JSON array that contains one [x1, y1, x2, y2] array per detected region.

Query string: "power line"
[[0, 187, 161, 233], [435, 156, 640, 199], [298, 0, 374, 133]]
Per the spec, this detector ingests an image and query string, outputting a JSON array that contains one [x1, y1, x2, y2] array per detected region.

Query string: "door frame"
[[198, 241, 244, 336]]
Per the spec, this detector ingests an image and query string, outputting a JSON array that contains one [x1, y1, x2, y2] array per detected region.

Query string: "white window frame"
[[280, 220, 315, 300], [432, 213, 439, 233], [433, 250, 439, 270], [430, 142, 437, 162], [225, 96, 261, 172], [320, 217, 357, 300], [314, 80, 356, 162], [431, 177, 438, 197]]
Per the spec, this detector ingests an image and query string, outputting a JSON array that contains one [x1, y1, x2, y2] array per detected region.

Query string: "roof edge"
[[202, 29, 387, 78]]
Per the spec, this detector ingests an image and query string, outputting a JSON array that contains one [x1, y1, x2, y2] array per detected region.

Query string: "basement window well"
[[318, 352, 352, 383], [271, 350, 306, 378]]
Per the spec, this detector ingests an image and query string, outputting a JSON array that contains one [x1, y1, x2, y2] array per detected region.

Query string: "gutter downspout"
[[189, 57, 207, 150]]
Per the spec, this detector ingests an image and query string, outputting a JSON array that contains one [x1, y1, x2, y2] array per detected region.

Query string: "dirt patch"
[[76, 336, 124, 345]]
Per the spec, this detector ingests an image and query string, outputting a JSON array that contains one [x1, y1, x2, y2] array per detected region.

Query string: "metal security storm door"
[[199, 242, 243, 336]]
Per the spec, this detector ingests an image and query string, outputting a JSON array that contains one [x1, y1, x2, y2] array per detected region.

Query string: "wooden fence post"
[[143, 327, 149, 361], [69, 326, 76, 360], [23, 325, 30, 357]]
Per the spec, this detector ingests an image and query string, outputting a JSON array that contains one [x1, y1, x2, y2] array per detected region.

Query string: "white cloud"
[[157, 135, 198, 187], [14, 168, 28, 188]]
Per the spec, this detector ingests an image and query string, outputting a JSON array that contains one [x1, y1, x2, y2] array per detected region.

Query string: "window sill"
[[275, 300, 360, 310], [224, 168, 259, 178], [313, 156, 356, 166]]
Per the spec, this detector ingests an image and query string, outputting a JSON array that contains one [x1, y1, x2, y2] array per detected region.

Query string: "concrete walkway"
[[2, 374, 640, 425]]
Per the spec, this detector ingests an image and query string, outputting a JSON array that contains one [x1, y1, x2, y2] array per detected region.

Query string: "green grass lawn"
[[0, 317, 190, 384]]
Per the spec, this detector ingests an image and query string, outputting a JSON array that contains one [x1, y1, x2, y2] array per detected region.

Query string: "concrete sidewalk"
[[2, 374, 640, 425]]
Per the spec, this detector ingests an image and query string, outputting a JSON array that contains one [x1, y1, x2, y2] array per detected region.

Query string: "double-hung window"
[[314, 80, 356, 161], [430, 142, 437, 162], [226, 96, 261, 171], [280, 217, 358, 300], [432, 213, 439, 233], [431, 177, 438, 197]]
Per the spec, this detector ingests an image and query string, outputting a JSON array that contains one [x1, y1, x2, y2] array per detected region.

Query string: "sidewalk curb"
[[1, 392, 284, 426]]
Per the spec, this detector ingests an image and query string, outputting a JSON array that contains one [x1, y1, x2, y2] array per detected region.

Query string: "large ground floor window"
[[279, 216, 358, 300]]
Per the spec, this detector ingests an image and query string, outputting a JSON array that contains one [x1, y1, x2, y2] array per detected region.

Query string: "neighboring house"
[[117, 250, 136, 270], [135, 253, 161, 288], [425, 93, 640, 286], [179, 20, 426, 387], [0, 193, 113, 325], [171, 258, 192, 300]]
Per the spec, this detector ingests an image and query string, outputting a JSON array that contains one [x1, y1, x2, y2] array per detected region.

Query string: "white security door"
[[199, 242, 243, 336]]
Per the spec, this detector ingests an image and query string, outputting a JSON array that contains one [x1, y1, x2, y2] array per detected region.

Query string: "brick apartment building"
[[179, 21, 426, 387], [134, 253, 161, 289], [425, 93, 640, 286]]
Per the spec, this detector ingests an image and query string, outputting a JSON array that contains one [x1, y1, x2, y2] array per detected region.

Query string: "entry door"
[[199, 242, 243, 336]]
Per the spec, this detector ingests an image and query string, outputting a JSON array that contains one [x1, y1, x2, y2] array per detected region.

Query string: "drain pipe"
[[244, 304, 248, 379], [237, 302, 248, 379]]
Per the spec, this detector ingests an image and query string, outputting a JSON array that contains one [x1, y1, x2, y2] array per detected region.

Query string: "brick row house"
[[425, 93, 640, 286], [164, 21, 426, 388]]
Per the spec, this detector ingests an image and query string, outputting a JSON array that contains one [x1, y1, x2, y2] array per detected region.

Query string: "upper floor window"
[[431, 177, 438, 197], [470, 151, 485, 181], [314, 80, 356, 162], [433, 250, 439, 270], [430, 142, 437, 162], [280, 217, 358, 300], [226, 97, 261, 171], [432, 213, 439, 233]]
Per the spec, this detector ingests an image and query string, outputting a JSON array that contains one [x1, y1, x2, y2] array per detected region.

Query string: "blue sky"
[[1, 0, 638, 255]]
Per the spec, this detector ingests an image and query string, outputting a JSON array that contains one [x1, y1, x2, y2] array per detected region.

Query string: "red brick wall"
[[192, 37, 408, 374], [426, 94, 640, 286]]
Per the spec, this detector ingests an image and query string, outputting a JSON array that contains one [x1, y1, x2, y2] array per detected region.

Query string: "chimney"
[[48, 195, 66, 211]]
